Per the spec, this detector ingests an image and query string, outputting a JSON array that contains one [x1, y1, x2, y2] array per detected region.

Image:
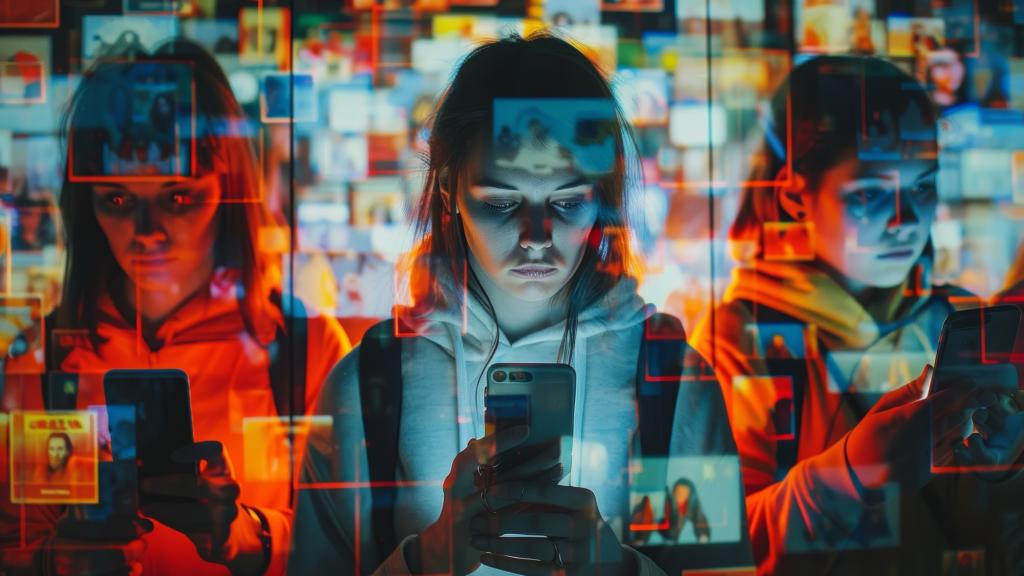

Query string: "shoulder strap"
[[358, 318, 404, 562], [634, 312, 689, 457], [40, 311, 80, 411], [269, 293, 308, 418]]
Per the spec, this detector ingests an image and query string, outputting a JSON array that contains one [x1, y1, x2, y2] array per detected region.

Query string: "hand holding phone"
[[930, 305, 1024, 474]]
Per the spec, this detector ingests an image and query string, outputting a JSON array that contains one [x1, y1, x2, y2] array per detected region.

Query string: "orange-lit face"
[[458, 150, 598, 304], [91, 174, 222, 295], [47, 435, 69, 472], [805, 156, 938, 289]]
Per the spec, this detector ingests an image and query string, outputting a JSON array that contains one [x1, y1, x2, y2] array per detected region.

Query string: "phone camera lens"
[[493, 371, 507, 382]]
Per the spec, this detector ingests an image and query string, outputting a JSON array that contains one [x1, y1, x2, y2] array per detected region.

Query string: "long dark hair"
[[58, 39, 280, 344], [730, 55, 938, 261], [408, 32, 641, 362]]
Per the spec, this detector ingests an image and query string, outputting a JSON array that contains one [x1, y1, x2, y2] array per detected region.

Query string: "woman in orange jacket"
[[0, 40, 350, 575]]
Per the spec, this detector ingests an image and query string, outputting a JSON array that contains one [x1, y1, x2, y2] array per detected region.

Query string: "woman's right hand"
[[844, 363, 1015, 492], [408, 425, 560, 575]]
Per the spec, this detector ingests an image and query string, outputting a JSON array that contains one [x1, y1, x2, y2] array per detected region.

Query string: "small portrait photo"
[[0, 36, 50, 105], [67, 61, 195, 181], [9, 410, 99, 504], [10, 195, 58, 253], [239, 7, 290, 68], [627, 455, 744, 547]]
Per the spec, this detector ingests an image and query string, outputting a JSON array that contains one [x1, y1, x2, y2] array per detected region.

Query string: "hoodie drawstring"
[[450, 323, 478, 448], [570, 335, 587, 487]]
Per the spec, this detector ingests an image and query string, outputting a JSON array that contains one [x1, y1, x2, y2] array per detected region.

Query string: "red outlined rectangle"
[[66, 61, 197, 184], [0, 0, 59, 29]]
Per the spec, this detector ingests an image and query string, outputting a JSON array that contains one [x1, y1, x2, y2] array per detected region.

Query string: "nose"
[[885, 193, 921, 239], [519, 204, 553, 250], [132, 200, 168, 251]]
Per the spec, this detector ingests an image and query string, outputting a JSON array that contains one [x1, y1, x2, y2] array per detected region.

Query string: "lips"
[[510, 265, 558, 279], [877, 248, 916, 260], [132, 256, 175, 268]]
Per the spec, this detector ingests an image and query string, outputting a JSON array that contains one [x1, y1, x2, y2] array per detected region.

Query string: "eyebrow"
[[472, 175, 591, 191]]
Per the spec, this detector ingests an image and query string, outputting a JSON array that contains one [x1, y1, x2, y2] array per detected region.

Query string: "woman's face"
[[458, 151, 599, 303], [807, 155, 938, 289], [92, 173, 222, 294]]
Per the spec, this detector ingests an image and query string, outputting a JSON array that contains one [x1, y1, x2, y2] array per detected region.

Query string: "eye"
[[103, 192, 132, 209], [169, 190, 193, 206], [552, 199, 585, 211], [845, 185, 887, 205], [483, 199, 518, 213], [911, 181, 938, 203]]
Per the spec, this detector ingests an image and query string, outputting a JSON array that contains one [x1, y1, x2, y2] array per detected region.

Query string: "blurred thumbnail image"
[[941, 549, 985, 576], [242, 416, 330, 483], [67, 61, 194, 180], [0, 36, 50, 104], [261, 73, 317, 123], [628, 455, 743, 546], [0, 295, 44, 373], [82, 15, 179, 61], [492, 98, 617, 177], [9, 410, 99, 504]]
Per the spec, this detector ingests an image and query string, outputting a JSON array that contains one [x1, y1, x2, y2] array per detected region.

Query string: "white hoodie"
[[290, 278, 738, 575]]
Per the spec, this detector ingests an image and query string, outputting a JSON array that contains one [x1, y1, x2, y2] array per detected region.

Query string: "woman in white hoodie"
[[289, 33, 741, 576]]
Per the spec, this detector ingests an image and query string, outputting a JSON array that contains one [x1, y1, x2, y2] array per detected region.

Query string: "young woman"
[[0, 40, 350, 575], [290, 34, 740, 575], [692, 55, 1023, 574]]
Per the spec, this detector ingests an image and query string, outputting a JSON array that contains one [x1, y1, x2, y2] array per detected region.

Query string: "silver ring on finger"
[[481, 485, 497, 515], [549, 537, 565, 569]]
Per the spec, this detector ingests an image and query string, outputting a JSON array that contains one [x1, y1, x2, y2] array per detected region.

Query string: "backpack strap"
[[634, 312, 690, 457], [358, 318, 404, 562], [268, 293, 308, 418], [40, 311, 81, 411]]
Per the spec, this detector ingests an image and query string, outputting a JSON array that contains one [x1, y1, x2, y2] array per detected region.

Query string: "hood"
[[723, 258, 934, 350], [92, 267, 274, 351], [408, 274, 649, 362]]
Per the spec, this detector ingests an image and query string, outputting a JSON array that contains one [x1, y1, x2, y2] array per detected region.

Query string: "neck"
[[119, 270, 212, 329], [469, 258, 568, 343]]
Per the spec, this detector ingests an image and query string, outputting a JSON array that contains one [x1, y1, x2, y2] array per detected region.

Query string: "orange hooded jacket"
[[1, 282, 350, 575]]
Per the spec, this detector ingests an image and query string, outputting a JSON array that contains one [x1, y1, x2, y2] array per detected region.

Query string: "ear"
[[774, 167, 809, 222]]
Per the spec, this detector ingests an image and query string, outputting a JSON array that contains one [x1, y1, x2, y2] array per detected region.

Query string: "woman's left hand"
[[470, 481, 637, 576], [140, 441, 267, 574]]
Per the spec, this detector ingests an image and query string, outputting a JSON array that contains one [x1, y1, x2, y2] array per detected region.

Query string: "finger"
[[487, 482, 596, 515], [140, 473, 201, 499], [469, 425, 530, 466], [472, 536, 576, 564], [495, 441, 562, 482], [173, 441, 234, 477], [480, 552, 556, 576], [471, 511, 577, 539], [871, 365, 932, 413]]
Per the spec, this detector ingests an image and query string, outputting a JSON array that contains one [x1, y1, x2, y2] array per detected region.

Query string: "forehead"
[[831, 156, 937, 184], [470, 148, 591, 197], [92, 173, 221, 195]]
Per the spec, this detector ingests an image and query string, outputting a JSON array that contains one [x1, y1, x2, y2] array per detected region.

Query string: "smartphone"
[[103, 369, 196, 503], [485, 363, 575, 484], [933, 304, 1024, 387], [931, 305, 1024, 473]]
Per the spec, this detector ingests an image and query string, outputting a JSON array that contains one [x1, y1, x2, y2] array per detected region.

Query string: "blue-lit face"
[[458, 150, 599, 304], [810, 156, 938, 289]]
